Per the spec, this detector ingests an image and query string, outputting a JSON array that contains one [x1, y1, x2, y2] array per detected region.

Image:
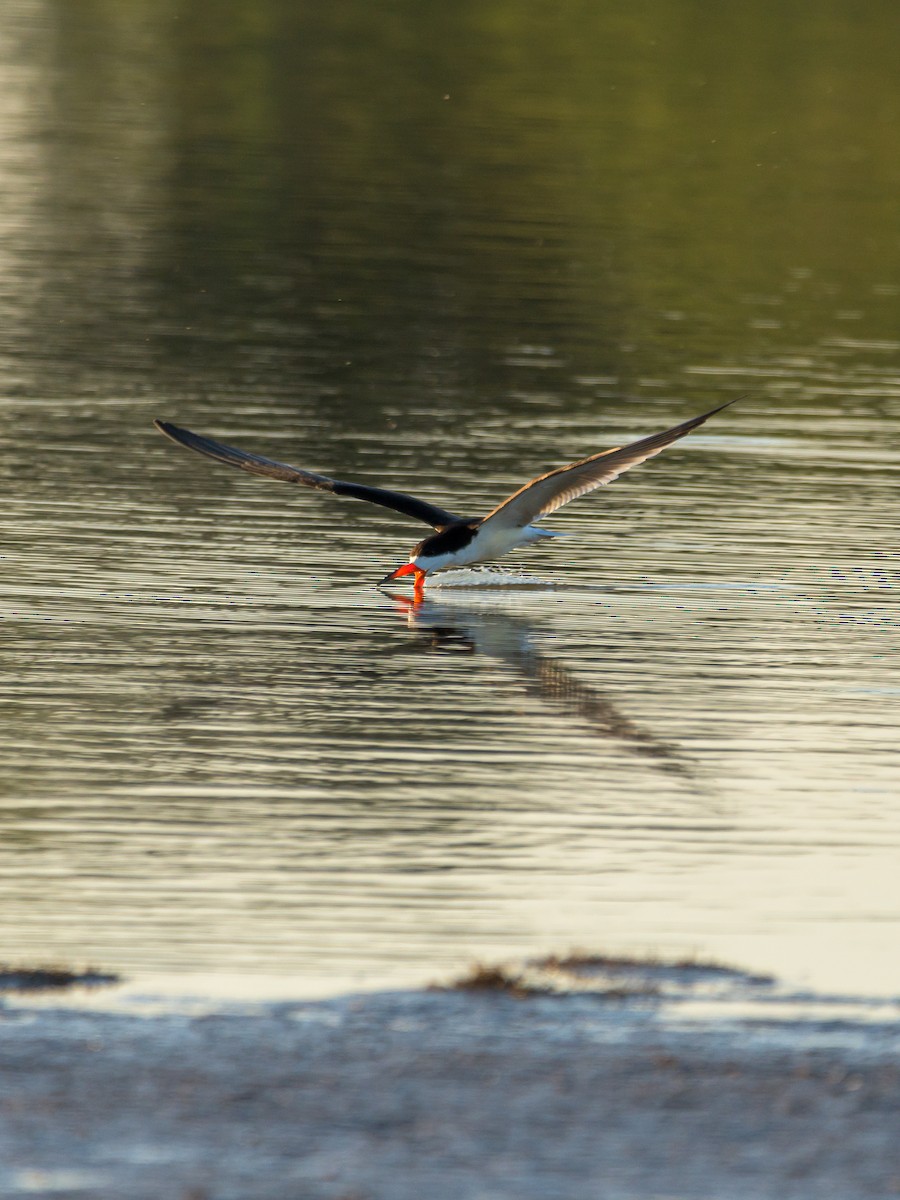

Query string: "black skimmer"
[[154, 400, 735, 598]]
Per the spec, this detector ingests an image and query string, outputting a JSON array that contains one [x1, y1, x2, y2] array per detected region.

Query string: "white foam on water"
[[427, 567, 558, 590]]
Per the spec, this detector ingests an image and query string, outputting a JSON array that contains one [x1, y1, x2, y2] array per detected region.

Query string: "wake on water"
[[423, 570, 771, 596], [427, 567, 558, 590]]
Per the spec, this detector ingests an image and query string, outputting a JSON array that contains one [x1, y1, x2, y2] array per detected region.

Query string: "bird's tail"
[[523, 526, 568, 543]]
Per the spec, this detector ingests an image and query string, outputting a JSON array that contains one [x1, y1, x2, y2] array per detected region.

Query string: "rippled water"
[[0, 0, 898, 999]]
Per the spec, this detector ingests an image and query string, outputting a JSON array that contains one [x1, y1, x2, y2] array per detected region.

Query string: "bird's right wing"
[[154, 421, 461, 530]]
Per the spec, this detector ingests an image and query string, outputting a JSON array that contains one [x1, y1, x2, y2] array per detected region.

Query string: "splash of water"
[[429, 567, 557, 589]]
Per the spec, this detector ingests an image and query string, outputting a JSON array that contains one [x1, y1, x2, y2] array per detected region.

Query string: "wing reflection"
[[384, 593, 694, 779]]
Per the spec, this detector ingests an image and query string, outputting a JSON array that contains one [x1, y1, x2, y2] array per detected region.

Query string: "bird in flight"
[[155, 399, 735, 599]]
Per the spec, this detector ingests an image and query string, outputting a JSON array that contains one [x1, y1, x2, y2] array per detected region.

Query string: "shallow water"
[[0, 0, 898, 1000]]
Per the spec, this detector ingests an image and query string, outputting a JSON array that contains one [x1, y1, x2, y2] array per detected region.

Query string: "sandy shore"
[[1, 972, 899, 1200]]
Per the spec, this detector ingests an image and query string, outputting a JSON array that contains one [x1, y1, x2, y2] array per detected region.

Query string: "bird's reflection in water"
[[384, 592, 695, 781]]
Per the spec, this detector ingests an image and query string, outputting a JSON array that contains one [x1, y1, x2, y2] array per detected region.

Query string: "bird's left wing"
[[478, 400, 736, 531], [154, 421, 461, 529]]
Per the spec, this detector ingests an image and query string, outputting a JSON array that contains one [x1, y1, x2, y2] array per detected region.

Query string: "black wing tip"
[[155, 419, 199, 450], [699, 394, 746, 419], [673, 394, 745, 437]]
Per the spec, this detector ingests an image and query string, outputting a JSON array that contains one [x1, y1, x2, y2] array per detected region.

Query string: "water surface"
[[0, 0, 898, 999]]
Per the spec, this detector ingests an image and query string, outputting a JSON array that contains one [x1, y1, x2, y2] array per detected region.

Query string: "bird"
[[154, 399, 736, 599]]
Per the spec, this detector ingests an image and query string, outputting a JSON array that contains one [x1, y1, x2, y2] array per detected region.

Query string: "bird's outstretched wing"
[[478, 400, 736, 531], [154, 421, 461, 530]]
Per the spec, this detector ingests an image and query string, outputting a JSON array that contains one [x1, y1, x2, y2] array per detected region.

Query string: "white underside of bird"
[[409, 524, 561, 573]]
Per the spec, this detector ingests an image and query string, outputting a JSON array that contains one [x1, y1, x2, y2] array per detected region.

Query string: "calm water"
[[1, 0, 898, 1000]]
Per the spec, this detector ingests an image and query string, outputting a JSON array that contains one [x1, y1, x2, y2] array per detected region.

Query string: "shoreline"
[[2, 970, 899, 1200]]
